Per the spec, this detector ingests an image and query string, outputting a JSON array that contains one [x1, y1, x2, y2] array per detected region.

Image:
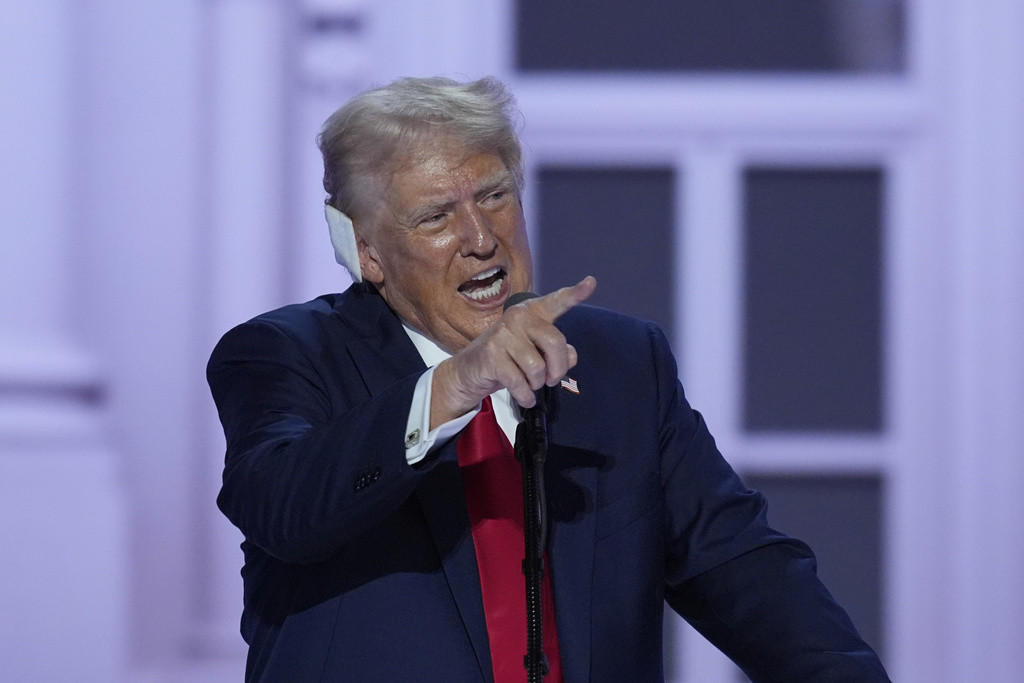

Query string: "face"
[[356, 137, 533, 353]]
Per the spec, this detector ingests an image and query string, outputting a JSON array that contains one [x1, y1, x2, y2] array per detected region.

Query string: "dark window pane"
[[742, 472, 885, 662], [516, 0, 905, 73], [535, 167, 675, 338], [744, 167, 884, 432]]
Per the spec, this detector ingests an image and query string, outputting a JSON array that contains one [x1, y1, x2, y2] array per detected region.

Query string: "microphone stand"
[[504, 290, 552, 681], [516, 389, 549, 683]]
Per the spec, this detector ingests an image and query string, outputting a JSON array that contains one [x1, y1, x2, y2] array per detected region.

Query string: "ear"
[[357, 230, 385, 286]]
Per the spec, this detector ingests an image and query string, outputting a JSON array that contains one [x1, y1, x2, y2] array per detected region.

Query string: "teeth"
[[468, 266, 500, 283], [465, 275, 504, 301]]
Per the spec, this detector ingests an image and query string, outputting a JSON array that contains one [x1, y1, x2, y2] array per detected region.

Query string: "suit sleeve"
[[208, 317, 446, 565], [646, 324, 890, 681]]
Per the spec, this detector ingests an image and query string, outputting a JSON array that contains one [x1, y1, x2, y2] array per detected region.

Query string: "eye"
[[482, 189, 509, 205], [418, 212, 447, 228]]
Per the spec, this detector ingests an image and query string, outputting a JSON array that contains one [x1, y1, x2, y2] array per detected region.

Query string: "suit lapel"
[[332, 285, 494, 682], [334, 285, 426, 391]]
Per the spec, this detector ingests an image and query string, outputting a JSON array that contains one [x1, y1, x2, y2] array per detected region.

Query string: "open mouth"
[[458, 266, 507, 302]]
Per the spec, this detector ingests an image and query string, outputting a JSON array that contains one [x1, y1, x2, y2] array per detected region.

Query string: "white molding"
[[0, 446, 128, 681], [515, 77, 924, 136], [0, 338, 101, 389], [725, 436, 889, 474], [208, 0, 290, 330], [199, 0, 293, 661], [680, 147, 743, 437], [943, 1, 1024, 680], [0, 401, 106, 447]]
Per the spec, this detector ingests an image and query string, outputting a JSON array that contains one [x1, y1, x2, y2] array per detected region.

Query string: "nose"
[[457, 205, 498, 258]]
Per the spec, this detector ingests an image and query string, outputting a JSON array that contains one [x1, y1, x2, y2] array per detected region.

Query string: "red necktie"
[[457, 396, 563, 682]]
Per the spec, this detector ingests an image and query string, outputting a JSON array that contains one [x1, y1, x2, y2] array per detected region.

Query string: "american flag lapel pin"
[[560, 376, 579, 394]]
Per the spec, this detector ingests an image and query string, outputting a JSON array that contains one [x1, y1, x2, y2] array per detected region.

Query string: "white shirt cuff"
[[404, 365, 479, 465]]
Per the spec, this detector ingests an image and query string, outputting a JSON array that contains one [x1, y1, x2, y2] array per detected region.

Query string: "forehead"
[[384, 136, 509, 205]]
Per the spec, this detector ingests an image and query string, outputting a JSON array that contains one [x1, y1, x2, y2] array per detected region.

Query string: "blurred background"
[[2, 1, 1022, 681]]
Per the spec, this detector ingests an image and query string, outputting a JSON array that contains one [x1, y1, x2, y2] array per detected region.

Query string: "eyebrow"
[[404, 168, 517, 224], [473, 168, 516, 198]]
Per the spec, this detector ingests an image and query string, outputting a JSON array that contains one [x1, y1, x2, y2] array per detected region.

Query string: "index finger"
[[534, 275, 597, 321]]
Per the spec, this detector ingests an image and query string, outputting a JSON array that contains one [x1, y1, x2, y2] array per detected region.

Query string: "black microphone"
[[503, 290, 539, 310]]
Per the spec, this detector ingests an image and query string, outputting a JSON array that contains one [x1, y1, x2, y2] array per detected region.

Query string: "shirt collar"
[[402, 323, 451, 367]]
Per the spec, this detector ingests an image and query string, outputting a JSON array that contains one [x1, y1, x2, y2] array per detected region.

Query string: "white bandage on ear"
[[325, 204, 362, 282]]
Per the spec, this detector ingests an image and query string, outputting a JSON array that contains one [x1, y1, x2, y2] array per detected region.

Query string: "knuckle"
[[522, 354, 545, 375], [541, 329, 566, 348], [525, 370, 546, 390]]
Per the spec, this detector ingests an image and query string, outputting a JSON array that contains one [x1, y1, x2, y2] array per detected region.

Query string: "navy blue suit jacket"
[[208, 283, 889, 682]]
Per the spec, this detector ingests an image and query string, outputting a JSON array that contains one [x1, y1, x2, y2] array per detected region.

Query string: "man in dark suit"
[[208, 76, 890, 681]]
